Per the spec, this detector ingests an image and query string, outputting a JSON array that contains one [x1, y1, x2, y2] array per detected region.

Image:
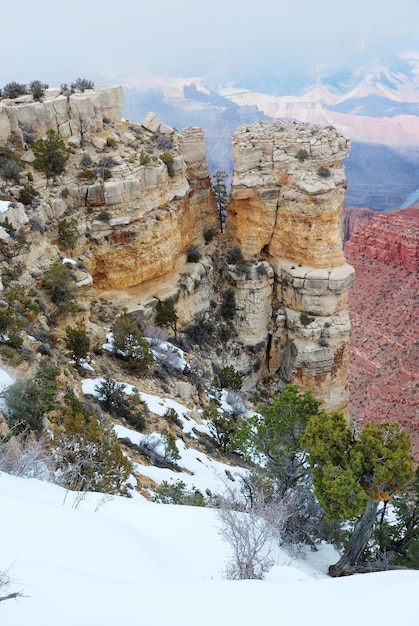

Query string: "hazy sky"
[[2, 0, 419, 87]]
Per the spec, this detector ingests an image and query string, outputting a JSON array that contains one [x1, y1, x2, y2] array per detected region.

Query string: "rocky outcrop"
[[225, 120, 353, 413], [82, 118, 217, 291], [0, 86, 123, 145], [227, 120, 350, 267], [345, 208, 419, 271]]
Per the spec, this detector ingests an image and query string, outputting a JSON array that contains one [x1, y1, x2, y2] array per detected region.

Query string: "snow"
[[1, 470, 418, 626], [1, 368, 418, 624], [0, 200, 11, 213]]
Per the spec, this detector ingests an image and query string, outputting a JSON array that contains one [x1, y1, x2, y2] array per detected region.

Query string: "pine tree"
[[305, 413, 413, 576], [65, 323, 90, 365], [32, 129, 70, 179], [154, 298, 178, 337], [50, 403, 131, 495]]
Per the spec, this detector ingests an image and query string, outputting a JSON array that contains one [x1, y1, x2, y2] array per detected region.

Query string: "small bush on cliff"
[[4, 364, 60, 435], [50, 400, 131, 496], [300, 312, 315, 326], [183, 311, 215, 345], [28, 80, 48, 101], [65, 323, 90, 365], [32, 129, 71, 179], [154, 298, 178, 337], [71, 78, 94, 92], [225, 246, 243, 265], [58, 218, 79, 252], [187, 244, 201, 263], [317, 166, 331, 178], [2, 82, 27, 99], [111, 313, 153, 373], [214, 365, 243, 391], [42, 262, 77, 315], [220, 288, 236, 320], [296, 149, 309, 162], [160, 151, 174, 176]]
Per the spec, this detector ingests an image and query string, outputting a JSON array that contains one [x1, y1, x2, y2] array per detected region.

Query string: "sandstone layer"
[[225, 120, 353, 413]]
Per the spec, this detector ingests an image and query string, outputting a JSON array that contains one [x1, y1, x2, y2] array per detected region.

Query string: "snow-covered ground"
[[1, 470, 418, 626], [1, 366, 419, 625]]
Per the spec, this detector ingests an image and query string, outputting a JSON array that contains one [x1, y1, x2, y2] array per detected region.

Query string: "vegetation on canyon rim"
[[0, 85, 417, 582]]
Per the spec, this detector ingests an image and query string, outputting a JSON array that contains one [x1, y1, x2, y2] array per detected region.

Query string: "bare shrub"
[[0, 435, 53, 480], [217, 481, 293, 580]]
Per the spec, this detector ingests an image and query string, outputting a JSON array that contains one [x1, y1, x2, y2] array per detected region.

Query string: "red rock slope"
[[345, 208, 419, 460]]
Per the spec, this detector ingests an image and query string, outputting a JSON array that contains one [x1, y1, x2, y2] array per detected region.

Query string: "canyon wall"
[[225, 120, 354, 412], [344, 208, 419, 457], [0, 89, 353, 415]]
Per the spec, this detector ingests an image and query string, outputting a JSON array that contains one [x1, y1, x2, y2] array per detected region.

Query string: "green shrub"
[[225, 246, 243, 264], [183, 311, 215, 345], [17, 186, 37, 205], [65, 323, 90, 364], [32, 130, 70, 179], [154, 298, 178, 336], [160, 151, 174, 176], [50, 403, 131, 495], [215, 365, 242, 391], [4, 364, 60, 434], [296, 149, 309, 162], [317, 166, 331, 178], [77, 168, 97, 182], [187, 244, 201, 263], [42, 262, 77, 314], [220, 288, 236, 320], [71, 78, 94, 92], [161, 428, 180, 463], [153, 480, 207, 506], [28, 80, 48, 101], [2, 82, 27, 99], [111, 313, 153, 373], [202, 401, 239, 452], [300, 312, 315, 326], [140, 150, 151, 165], [57, 217, 79, 251], [203, 227, 216, 243]]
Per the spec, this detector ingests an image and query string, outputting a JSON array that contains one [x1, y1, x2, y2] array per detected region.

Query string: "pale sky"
[[2, 0, 419, 87]]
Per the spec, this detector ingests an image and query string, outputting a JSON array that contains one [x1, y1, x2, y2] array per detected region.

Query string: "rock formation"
[[0, 86, 123, 146], [0, 90, 353, 415], [225, 120, 353, 412]]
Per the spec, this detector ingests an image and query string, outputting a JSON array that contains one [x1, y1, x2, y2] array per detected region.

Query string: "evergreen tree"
[[154, 298, 178, 337], [212, 170, 228, 232], [42, 262, 77, 315], [50, 403, 131, 495], [4, 364, 60, 434], [32, 129, 70, 179], [305, 413, 413, 576], [111, 313, 153, 372], [65, 323, 90, 365]]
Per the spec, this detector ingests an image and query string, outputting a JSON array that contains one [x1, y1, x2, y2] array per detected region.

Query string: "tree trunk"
[[329, 499, 379, 577]]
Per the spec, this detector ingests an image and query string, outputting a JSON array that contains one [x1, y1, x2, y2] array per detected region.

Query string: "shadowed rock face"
[[225, 120, 354, 413]]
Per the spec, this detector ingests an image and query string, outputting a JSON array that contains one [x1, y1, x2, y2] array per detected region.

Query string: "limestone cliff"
[[0, 89, 352, 415], [225, 121, 354, 413]]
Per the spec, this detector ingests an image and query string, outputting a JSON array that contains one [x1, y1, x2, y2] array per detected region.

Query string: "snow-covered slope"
[[1, 471, 418, 626]]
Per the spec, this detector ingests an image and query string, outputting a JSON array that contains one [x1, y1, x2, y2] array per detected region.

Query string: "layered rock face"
[[344, 209, 419, 457], [87, 125, 217, 292], [0, 86, 123, 146], [226, 120, 354, 412], [345, 207, 419, 271]]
